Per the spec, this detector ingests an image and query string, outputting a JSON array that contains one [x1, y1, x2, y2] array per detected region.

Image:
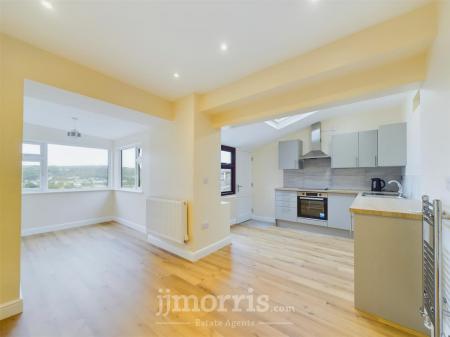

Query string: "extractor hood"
[[300, 122, 330, 160]]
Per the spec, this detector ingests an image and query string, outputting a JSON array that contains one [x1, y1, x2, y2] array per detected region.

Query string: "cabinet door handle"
[[375, 155, 378, 167]]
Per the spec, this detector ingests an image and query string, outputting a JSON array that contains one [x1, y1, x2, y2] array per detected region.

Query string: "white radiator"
[[146, 197, 188, 244], [442, 217, 450, 336]]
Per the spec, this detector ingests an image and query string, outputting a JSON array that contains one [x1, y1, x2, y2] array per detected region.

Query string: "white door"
[[236, 150, 252, 224]]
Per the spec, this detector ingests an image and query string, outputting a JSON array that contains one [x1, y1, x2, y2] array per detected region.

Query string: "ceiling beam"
[[210, 52, 427, 128], [200, 3, 437, 118], [1, 33, 174, 121]]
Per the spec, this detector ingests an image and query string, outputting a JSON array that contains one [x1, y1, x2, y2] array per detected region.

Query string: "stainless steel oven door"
[[297, 196, 328, 220]]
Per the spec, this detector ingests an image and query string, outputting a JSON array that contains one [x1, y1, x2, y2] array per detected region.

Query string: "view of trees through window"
[[22, 142, 109, 191], [47, 144, 108, 189], [121, 147, 142, 189], [22, 161, 41, 189]]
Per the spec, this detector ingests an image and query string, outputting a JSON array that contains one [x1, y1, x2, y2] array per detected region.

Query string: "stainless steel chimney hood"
[[300, 122, 330, 160]]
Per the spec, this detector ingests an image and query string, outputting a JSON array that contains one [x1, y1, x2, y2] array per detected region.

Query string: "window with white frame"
[[22, 142, 44, 191], [120, 146, 142, 190], [47, 144, 109, 190], [21, 142, 110, 192]]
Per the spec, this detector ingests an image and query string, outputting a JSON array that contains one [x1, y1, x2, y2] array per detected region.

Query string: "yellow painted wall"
[[0, 33, 172, 306], [146, 95, 229, 252], [191, 95, 230, 250]]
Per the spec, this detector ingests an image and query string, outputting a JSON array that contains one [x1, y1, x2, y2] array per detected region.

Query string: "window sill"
[[22, 188, 112, 195], [114, 188, 144, 194]]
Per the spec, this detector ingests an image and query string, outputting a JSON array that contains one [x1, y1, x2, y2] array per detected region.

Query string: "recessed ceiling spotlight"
[[220, 42, 228, 52], [41, 0, 54, 10], [173, 72, 180, 79]]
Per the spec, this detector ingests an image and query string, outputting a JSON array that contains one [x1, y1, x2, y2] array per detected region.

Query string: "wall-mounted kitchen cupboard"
[[378, 123, 407, 167], [358, 130, 378, 167], [331, 130, 377, 168], [331, 123, 406, 168], [278, 140, 303, 169], [331, 132, 359, 168]]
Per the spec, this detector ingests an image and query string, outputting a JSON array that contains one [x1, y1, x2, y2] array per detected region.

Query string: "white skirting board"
[[112, 217, 146, 234], [251, 215, 276, 224], [0, 297, 23, 320], [21, 216, 113, 236], [147, 234, 231, 262], [21, 216, 146, 236]]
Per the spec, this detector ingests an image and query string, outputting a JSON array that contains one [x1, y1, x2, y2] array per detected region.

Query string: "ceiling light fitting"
[[41, 0, 54, 10], [67, 117, 82, 138]]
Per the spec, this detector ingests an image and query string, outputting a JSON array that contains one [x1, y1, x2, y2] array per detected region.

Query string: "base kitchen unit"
[[275, 188, 358, 232], [350, 194, 427, 335]]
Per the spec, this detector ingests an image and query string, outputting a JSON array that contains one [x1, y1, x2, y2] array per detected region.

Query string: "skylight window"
[[265, 111, 316, 130]]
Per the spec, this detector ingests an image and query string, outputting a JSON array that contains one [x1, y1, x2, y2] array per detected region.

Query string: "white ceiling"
[[1, 0, 428, 99], [24, 80, 171, 140], [221, 92, 412, 151]]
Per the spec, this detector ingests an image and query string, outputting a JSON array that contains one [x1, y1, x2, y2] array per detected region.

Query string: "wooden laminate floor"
[[1, 221, 415, 337]]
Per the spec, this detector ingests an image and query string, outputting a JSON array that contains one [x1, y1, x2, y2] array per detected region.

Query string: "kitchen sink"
[[361, 191, 405, 199]]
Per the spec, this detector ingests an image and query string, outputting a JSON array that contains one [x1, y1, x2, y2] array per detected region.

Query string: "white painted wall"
[[251, 104, 406, 220], [403, 1, 450, 208], [419, 1, 450, 207], [112, 131, 150, 230], [22, 191, 114, 233], [21, 124, 114, 233], [402, 93, 423, 200], [23, 123, 112, 149], [221, 195, 237, 225]]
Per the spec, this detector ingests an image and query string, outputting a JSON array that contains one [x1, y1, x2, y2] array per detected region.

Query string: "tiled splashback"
[[283, 158, 403, 191]]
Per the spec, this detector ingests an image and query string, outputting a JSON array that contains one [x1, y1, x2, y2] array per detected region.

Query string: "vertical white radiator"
[[146, 197, 188, 244], [421, 196, 450, 337], [443, 216, 450, 336]]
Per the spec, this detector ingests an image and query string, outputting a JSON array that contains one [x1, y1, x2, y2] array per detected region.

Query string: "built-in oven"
[[297, 192, 328, 221]]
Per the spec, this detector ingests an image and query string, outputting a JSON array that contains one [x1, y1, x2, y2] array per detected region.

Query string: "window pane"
[[220, 168, 232, 193], [47, 144, 109, 190], [22, 143, 41, 155], [221, 150, 231, 164], [121, 148, 136, 188], [22, 161, 41, 189]]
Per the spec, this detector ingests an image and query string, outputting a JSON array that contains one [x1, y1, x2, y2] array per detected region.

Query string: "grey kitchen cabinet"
[[378, 123, 407, 167], [327, 194, 356, 230], [278, 140, 303, 169], [358, 130, 378, 167], [331, 133, 359, 168], [275, 191, 297, 222], [275, 206, 298, 222]]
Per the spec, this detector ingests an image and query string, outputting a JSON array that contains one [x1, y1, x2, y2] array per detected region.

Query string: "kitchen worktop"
[[350, 193, 422, 220], [275, 187, 363, 195]]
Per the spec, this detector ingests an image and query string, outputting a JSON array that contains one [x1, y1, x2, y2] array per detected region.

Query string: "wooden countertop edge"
[[275, 188, 361, 195], [350, 207, 422, 220], [355, 309, 428, 337]]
